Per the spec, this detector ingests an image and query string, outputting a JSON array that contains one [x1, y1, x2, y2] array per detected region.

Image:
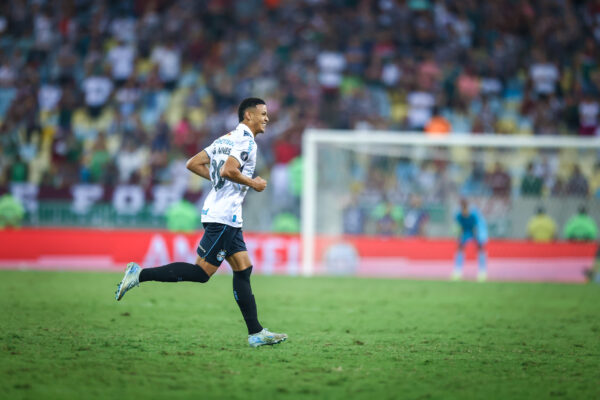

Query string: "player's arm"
[[186, 150, 211, 181], [221, 156, 267, 192]]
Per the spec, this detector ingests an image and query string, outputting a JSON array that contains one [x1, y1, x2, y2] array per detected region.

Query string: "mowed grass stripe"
[[0, 270, 598, 400]]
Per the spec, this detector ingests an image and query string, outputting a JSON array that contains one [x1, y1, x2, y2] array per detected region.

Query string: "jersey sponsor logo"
[[217, 249, 227, 262], [217, 147, 231, 155], [215, 137, 234, 146], [240, 151, 248, 161]]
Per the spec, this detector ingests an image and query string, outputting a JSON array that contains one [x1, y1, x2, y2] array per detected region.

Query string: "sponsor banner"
[[0, 229, 595, 282], [5, 182, 204, 216]]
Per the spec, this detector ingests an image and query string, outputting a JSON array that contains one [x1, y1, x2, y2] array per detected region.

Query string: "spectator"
[[471, 96, 498, 134], [532, 94, 561, 135], [564, 206, 598, 241], [345, 36, 367, 77], [165, 200, 199, 233], [406, 85, 435, 130], [81, 64, 113, 119], [87, 132, 111, 183], [38, 82, 62, 113], [116, 138, 147, 183], [342, 195, 367, 235], [272, 212, 300, 234], [444, 100, 472, 134], [527, 206, 557, 242], [462, 161, 489, 196], [110, 9, 136, 43], [566, 164, 589, 197], [551, 176, 568, 197], [424, 108, 451, 135], [486, 162, 512, 197], [578, 92, 599, 136], [114, 76, 140, 117], [529, 50, 559, 96], [106, 38, 136, 86], [10, 156, 28, 183], [521, 162, 543, 196], [0, 194, 25, 228], [371, 198, 403, 236], [316, 41, 346, 91], [403, 194, 429, 236], [150, 39, 181, 90]]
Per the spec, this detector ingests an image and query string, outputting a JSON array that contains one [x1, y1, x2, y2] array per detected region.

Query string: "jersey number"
[[211, 160, 226, 190]]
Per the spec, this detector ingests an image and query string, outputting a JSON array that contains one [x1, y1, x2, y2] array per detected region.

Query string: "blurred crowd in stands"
[[0, 0, 599, 229], [343, 150, 600, 206], [341, 192, 598, 241], [337, 145, 599, 237]]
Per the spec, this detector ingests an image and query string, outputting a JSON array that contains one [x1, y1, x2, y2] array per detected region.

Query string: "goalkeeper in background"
[[452, 198, 488, 282]]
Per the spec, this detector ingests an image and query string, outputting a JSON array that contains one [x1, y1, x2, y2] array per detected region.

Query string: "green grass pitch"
[[0, 270, 598, 400]]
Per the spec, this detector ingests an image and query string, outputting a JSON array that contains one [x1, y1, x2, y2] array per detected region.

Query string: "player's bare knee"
[[195, 256, 218, 281]]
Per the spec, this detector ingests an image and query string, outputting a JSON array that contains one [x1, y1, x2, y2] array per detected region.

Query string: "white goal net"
[[301, 130, 600, 277]]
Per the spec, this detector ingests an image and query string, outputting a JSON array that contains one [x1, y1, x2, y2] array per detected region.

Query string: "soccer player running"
[[115, 98, 287, 348], [452, 198, 488, 282]]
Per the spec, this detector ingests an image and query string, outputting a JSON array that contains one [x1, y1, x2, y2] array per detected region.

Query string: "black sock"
[[233, 266, 263, 335], [139, 262, 210, 283]]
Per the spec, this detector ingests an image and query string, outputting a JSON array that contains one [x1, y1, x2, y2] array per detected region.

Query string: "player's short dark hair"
[[238, 98, 266, 122]]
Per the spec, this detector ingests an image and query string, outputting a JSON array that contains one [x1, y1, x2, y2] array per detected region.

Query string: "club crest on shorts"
[[217, 249, 227, 262]]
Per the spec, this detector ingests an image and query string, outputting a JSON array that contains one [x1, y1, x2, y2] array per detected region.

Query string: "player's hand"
[[252, 176, 267, 192]]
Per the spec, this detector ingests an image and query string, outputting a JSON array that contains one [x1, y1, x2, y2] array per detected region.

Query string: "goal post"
[[301, 130, 600, 277]]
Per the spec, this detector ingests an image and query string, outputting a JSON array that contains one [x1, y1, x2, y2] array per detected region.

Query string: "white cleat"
[[477, 271, 488, 282], [248, 328, 288, 348], [115, 262, 141, 301]]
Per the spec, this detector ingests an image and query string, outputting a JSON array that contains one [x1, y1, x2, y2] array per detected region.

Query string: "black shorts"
[[196, 223, 247, 267]]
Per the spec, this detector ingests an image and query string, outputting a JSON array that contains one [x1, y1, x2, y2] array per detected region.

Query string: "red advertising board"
[[0, 228, 300, 276], [0, 228, 595, 282]]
